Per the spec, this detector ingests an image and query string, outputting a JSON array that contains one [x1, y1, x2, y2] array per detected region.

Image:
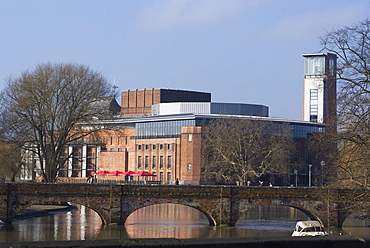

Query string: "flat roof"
[[91, 113, 326, 127]]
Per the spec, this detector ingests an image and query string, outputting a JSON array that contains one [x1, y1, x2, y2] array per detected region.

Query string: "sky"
[[0, 0, 369, 120]]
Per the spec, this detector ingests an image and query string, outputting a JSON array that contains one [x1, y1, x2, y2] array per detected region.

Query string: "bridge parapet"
[[0, 183, 122, 224]]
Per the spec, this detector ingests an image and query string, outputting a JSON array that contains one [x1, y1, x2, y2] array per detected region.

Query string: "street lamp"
[[308, 164, 312, 187], [320, 160, 325, 186], [295, 169, 298, 187]]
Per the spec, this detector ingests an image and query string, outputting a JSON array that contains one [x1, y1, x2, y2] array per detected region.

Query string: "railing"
[[53, 178, 163, 185], [95, 180, 145, 185]]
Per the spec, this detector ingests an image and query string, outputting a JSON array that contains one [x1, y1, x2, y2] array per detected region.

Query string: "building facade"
[[19, 88, 327, 185]]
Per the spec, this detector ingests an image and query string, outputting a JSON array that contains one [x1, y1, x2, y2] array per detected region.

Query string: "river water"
[[0, 203, 369, 242]]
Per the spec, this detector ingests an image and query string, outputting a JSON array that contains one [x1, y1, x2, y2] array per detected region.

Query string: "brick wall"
[[180, 126, 202, 184]]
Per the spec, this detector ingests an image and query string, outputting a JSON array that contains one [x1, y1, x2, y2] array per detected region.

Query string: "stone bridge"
[[0, 183, 365, 227]]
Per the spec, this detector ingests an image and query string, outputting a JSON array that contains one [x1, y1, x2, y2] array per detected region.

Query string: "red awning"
[[105, 171, 125, 176], [121, 171, 136, 176], [131, 171, 156, 177], [92, 170, 110, 175]]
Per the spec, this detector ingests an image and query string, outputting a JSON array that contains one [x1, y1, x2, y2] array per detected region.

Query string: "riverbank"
[[0, 236, 370, 248], [13, 204, 78, 220]]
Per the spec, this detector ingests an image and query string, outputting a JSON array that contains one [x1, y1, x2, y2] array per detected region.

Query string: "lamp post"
[[308, 164, 312, 187], [295, 169, 298, 187], [320, 160, 325, 186]]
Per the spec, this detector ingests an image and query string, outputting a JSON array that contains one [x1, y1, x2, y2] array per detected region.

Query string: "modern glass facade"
[[136, 119, 196, 139], [291, 123, 324, 140], [135, 116, 324, 140]]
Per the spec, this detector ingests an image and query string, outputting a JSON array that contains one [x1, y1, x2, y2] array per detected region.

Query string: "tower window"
[[310, 89, 318, 122], [328, 57, 335, 76], [304, 56, 325, 76]]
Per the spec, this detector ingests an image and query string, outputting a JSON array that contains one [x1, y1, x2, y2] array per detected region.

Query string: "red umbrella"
[[105, 170, 125, 176], [92, 170, 110, 175], [120, 171, 135, 176], [132, 171, 156, 177]]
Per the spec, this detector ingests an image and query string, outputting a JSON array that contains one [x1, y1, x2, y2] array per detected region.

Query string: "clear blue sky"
[[1, 0, 369, 120]]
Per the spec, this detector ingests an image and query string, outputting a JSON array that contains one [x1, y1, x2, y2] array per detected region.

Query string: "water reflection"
[[0, 204, 103, 242], [0, 203, 369, 242], [123, 204, 308, 239], [342, 214, 370, 236], [125, 204, 209, 239]]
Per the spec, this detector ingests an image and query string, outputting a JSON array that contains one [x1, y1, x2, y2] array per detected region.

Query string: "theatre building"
[[17, 87, 326, 186]]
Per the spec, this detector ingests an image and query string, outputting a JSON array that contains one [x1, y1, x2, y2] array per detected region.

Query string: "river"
[[0, 203, 369, 242]]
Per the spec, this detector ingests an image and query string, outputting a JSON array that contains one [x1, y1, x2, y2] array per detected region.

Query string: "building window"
[[160, 156, 164, 169], [145, 156, 149, 169], [152, 156, 156, 169], [118, 148, 123, 152], [167, 156, 171, 169], [328, 57, 335, 77], [138, 145, 142, 150], [187, 164, 191, 172], [160, 144, 164, 150], [167, 172, 171, 184], [188, 134, 192, 142], [138, 156, 142, 169], [110, 148, 115, 152], [153, 144, 156, 150], [145, 144, 149, 150], [167, 144, 171, 150], [160, 172, 163, 182]]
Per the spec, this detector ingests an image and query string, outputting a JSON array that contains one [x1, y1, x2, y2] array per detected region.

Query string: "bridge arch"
[[7, 198, 108, 225], [286, 205, 321, 222], [230, 198, 325, 226], [234, 204, 309, 229], [121, 198, 217, 226]]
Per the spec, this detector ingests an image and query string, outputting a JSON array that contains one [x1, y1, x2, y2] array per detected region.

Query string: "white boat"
[[292, 220, 329, 237]]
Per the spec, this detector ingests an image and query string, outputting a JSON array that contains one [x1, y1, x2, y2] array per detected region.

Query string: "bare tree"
[[0, 63, 112, 182], [0, 141, 23, 181], [335, 93, 370, 187], [320, 19, 370, 187], [321, 19, 370, 94], [201, 117, 294, 184]]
